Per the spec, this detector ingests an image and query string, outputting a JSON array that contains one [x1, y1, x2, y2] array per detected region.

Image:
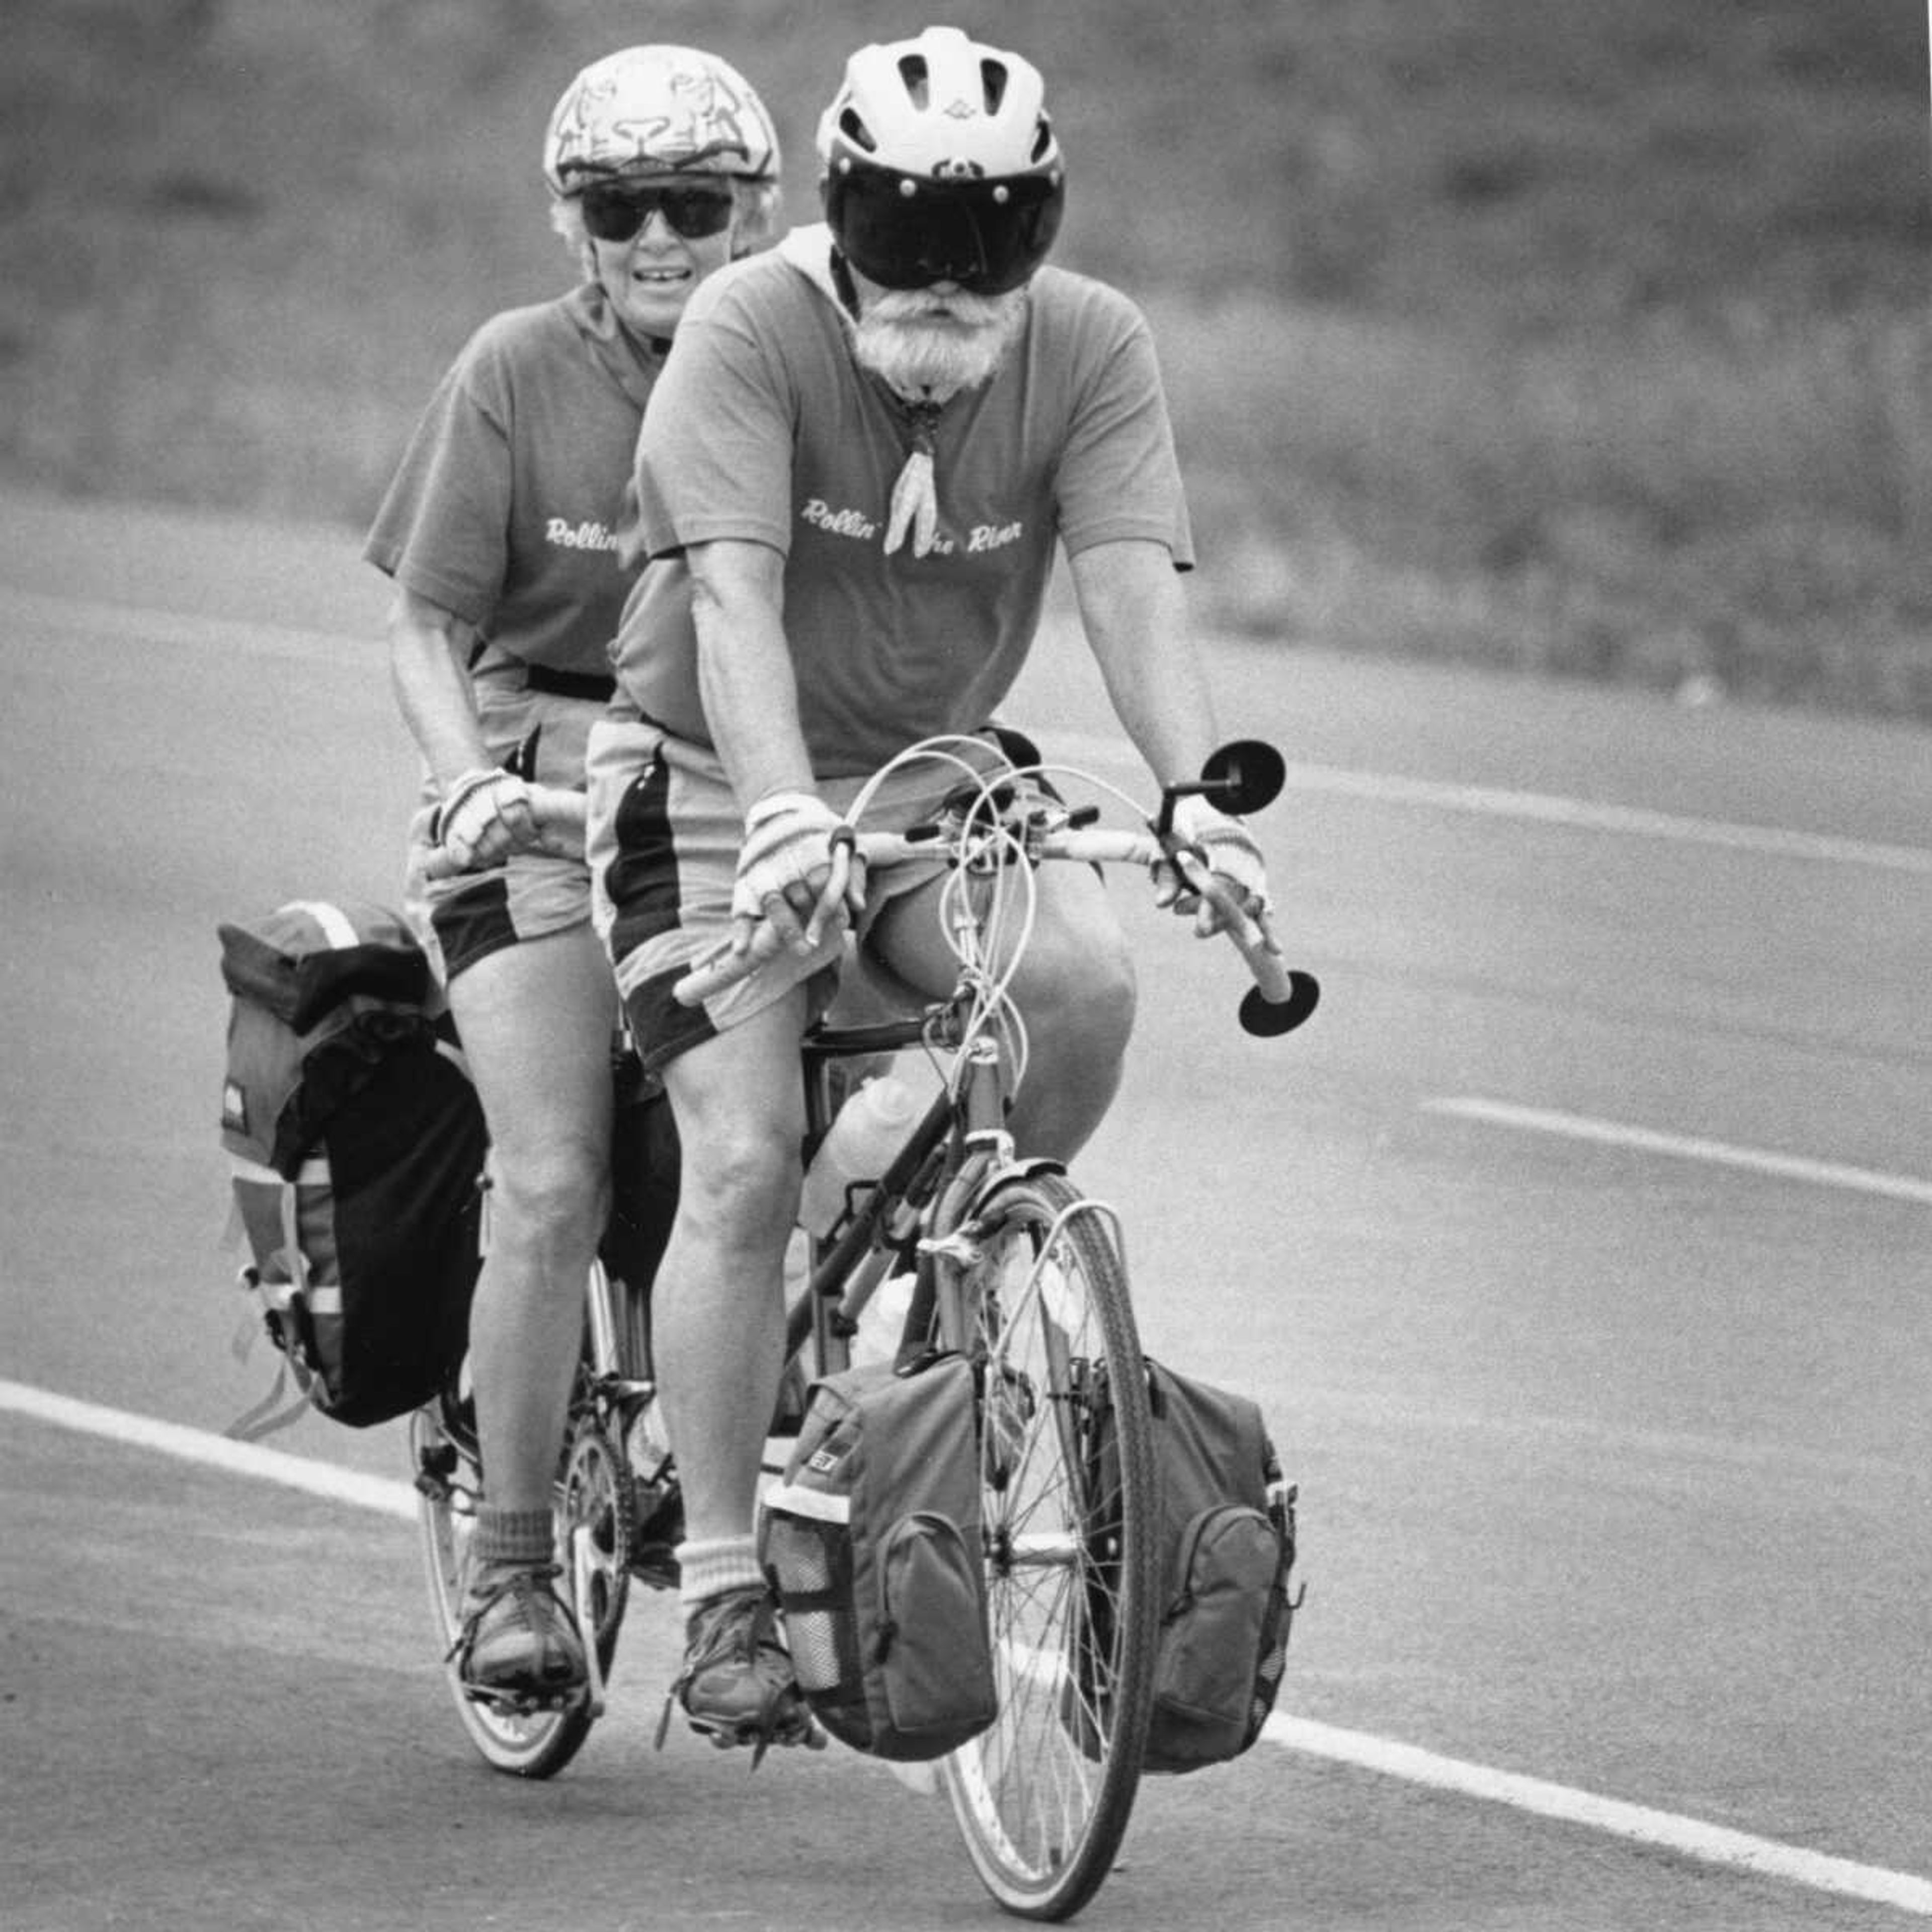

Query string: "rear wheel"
[[936, 1173, 1160, 1921], [410, 1383, 631, 1779]]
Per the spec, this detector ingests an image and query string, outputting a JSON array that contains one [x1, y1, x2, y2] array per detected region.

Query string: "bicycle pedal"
[[682, 1710, 762, 1748], [413, 1444, 458, 1501], [703, 1715, 828, 1769], [664, 1703, 826, 1762]]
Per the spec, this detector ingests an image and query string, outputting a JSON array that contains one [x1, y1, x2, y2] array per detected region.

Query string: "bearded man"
[[583, 25, 1276, 1752]]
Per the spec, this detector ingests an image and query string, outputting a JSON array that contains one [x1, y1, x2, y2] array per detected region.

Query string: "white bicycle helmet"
[[544, 45, 781, 193], [817, 26, 1065, 294]]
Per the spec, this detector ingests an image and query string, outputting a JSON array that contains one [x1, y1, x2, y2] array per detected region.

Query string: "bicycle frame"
[[789, 977, 1056, 1380]]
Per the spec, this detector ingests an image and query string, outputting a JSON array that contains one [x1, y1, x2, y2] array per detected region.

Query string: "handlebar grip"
[[671, 926, 793, 1007], [1171, 848, 1321, 1038], [671, 952, 749, 1007], [537, 789, 588, 837], [1223, 914, 1321, 1037], [1042, 828, 1160, 866]]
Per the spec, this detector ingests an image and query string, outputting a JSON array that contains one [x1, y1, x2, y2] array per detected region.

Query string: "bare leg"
[[654, 987, 811, 1546], [446, 925, 616, 1516]]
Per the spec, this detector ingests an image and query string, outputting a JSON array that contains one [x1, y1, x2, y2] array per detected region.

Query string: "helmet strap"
[[828, 245, 863, 324]]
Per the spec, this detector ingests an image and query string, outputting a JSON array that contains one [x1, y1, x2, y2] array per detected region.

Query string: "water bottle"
[[797, 1071, 923, 1236], [850, 1271, 918, 1368]]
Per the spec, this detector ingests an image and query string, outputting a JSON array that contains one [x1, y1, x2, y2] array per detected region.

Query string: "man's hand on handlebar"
[[1153, 794, 1272, 937], [731, 791, 869, 958]]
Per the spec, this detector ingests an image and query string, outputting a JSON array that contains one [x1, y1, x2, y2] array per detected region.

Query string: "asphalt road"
[[3, 486, 1929, 1930]]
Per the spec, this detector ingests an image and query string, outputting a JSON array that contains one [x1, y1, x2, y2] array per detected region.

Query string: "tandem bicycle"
[[409, 735, 1317, 1920]]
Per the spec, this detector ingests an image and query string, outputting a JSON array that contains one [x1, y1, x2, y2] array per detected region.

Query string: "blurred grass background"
[[3, 0, 1928, 717]]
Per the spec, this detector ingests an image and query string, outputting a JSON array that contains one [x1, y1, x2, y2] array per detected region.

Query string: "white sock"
[[676, 1535, 764, 1616]]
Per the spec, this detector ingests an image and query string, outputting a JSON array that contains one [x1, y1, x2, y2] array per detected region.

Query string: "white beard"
[[851, 288, 1028, 401]]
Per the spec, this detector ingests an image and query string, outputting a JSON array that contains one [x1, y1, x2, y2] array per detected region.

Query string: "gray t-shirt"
[[612, 225, 1193, 775], [365, 284, 659, 680]]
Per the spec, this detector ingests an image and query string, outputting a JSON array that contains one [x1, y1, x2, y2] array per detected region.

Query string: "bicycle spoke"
[[937, 1174, 1159, 1921]]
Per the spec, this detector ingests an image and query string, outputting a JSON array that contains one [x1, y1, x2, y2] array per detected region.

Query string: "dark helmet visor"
[[823, 157, 1064, 296]]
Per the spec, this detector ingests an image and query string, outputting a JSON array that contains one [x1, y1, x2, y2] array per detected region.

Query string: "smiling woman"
[[541, 49, 785, 345], [575, 177, 740, 343], [355, 41, 787, 1710]]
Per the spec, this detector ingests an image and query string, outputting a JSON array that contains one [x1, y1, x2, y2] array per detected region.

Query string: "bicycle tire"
[[410, 1393, 629, 1780], [936, 1172, 1160, 1921]]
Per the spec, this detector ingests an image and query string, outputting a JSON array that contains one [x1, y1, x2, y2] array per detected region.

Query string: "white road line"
[[11, 585, 1929, 876], [1035, 730, 1932, 877], [8, 1373, 1929, 1914], [0, 1378, 418, 1519], [1265, 1715, 1932, 1916], [1272, 761, 1932, 876], [1423, 1097, 1932, 1206]]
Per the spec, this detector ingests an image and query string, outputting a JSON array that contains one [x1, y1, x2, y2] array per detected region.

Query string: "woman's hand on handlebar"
[[421, 777, 587, 879]]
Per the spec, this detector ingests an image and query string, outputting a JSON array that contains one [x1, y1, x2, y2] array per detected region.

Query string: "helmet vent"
[[979, 61, 1009, 115], [896, 54, 930, 109], [839, 106, 879, 153]]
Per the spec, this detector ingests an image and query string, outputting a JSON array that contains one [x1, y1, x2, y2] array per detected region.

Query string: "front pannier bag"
[[759, 1352, 998, 1760], [1079, 1358, 1300, 1773]]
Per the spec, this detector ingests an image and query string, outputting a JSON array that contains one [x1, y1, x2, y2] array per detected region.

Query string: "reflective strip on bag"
[[227, 1155, 337, 1311], [287, 900, 361, 950], [228, 1153, 331, 1186], [240, 1269, 343, 1320], [763, 1479, 853, 1525]]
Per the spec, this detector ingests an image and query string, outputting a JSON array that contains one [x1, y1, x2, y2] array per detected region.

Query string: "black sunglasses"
[[579, 181, 736, 244], [823, 158, 1064, 296]]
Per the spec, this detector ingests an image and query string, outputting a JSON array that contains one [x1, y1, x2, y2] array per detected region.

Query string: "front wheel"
[[936, 1173, 1161, 1921]]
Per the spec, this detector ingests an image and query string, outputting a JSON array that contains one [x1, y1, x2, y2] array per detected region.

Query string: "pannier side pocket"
[[762, 1507, 856, 1702], [1151, 1505, 1283, 1764], [876, 1512, 997, 1745]]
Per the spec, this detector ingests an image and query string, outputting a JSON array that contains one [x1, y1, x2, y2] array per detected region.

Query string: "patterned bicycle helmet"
[[817, 26, 1065, 295], [543, 45, 781, 194]]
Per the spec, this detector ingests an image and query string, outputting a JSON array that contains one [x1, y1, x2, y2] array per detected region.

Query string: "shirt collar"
[[776, 223, 850, 319], [565, 281, 667, 407]]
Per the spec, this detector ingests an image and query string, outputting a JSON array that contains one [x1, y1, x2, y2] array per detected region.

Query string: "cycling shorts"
[[404, 675, 603, 984], [585, 719, 1014, 1076]]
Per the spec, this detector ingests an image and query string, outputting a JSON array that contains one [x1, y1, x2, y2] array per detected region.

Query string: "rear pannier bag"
[[759, 1352, 997, 1760], [1080, 1359, 1299, 1774], [218, 900, 487, 1432]]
